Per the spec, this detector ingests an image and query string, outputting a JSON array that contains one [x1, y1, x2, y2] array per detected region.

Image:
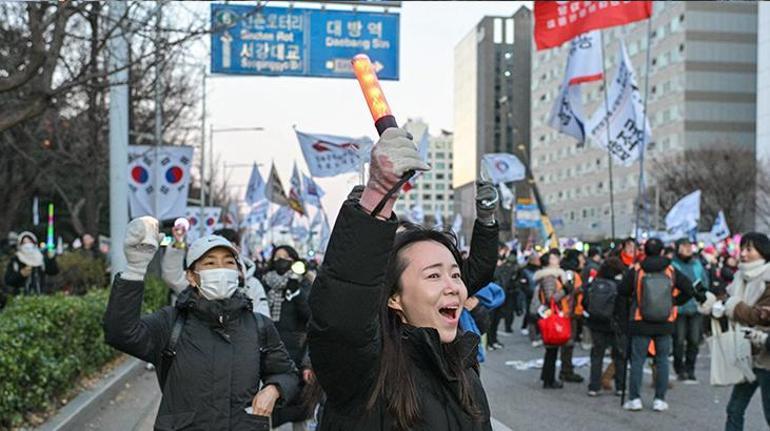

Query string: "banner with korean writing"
[[128, 145, 194, 220], [586, 41, 651, 166], [296, 130, 373, 177], [534, 1, 652, 50], [211, 4, 399, 79]]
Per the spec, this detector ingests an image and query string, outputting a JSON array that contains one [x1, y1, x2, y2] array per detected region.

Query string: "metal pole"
[[599, 29, 617, 241], [154, 0, 163, 220], [635, 14, 654, 239], [209, 124, 214, 205], [109, 1, 129, 279], [199, 68, 206, 237]]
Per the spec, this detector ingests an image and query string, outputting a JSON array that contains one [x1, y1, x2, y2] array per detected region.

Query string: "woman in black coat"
[[104, 218, 299, 430], [261, 245, 312, 367], [308, 127, 499, 431]]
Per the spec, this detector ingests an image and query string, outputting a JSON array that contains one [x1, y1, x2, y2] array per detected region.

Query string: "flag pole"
[[599, 29, 617, 241], [635, 11, 654, 239]]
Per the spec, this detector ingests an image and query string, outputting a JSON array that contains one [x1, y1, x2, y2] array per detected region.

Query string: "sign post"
[[211, 4, 400, 80]]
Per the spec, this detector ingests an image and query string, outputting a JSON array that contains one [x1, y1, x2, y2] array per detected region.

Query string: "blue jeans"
[[725, 368, 770, 431], [629, 334, 671, 401]]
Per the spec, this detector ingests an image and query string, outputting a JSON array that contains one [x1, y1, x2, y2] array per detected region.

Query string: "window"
[[436, 173, 444, 180], [423, 183, 432, 190], [436, 184, 445, 191], [436, 194, 445, 201], [435, 152, 446, 159], [435, 162, 446, 170], [422, 194, 431, 201]]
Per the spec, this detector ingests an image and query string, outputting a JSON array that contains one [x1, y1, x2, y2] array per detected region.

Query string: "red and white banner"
[[534, 1, 652, 50]]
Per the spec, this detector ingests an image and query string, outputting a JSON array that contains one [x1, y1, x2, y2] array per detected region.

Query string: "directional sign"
[[211, 3, 399, 80]]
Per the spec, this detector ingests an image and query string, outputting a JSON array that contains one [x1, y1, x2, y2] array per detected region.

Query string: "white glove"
[[360, 128, 430, 216], [712, 300, 726, 319], [744, 328, 769, 348], [697, 291, 717, 315], [122, 216, 161, 281], [537, 305, 549, 319]]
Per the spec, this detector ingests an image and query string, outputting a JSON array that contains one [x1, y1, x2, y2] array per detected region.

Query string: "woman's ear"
[[186, 270, 199, 288], [387, 294, 403, 313]]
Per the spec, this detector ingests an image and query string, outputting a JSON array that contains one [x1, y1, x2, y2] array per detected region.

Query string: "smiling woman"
[[308, 127, 496, 431]]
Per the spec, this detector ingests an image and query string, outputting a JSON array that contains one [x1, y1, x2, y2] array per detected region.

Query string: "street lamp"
[[208, 126, 264, 195]]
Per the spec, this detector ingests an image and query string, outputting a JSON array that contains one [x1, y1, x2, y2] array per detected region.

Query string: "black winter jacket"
[[308, 200, 493, 431], [103, 277, 299, 431], [4, 255, 59, 295], [462, 220, 501, 293], [617, 256, 703, 336], [262, 275, 312, 367]]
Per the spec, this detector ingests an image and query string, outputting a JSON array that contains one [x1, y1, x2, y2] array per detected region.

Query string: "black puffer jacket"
[[309, 200, 493, 431], [4, 255, 59, 295], [104, 278, 299, 431]]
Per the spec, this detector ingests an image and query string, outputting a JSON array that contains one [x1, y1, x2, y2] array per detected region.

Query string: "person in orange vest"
[[617, 238, 707, 413], [559, 249, 585, 383]]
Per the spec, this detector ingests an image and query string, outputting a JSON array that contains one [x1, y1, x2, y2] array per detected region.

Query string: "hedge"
[[0, 277, 168, 428]]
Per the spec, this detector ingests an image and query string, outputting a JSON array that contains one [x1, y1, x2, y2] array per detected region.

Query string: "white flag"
[[310, 209, 324, 230], [409, 204, 425, 224], [481, 153, 526, 185], [498, 183, 515, 210], [548, 31, 602, 144], [549, 82, 587, 143], [318, 211, 331, 252], [451, 214, 463, 235], [243, 200, 269, 228], [587, 41, 651, 166], [244, 163, 266, 205], [565, 31, 604, 85], [710, 210, 730, 242], [128, 145, 194, 220], [302, 174, 325, 208], [269, 205, 294, 228], [185, 206, 222, 242], [665, 190, 701, 236], [296, 130, 373, 177], [434, 208, 444, 230]]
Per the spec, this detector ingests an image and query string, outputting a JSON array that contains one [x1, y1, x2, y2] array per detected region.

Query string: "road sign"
[[211, 3, 399, 80]]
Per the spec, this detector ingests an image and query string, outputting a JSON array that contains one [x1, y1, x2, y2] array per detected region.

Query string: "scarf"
[[263, 270, 290, 322], [727, 259, 770, 307], [17, 244, 44, 268]]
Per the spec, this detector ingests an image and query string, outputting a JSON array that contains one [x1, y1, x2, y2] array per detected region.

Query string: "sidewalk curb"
[[37, 356, 145, 431]]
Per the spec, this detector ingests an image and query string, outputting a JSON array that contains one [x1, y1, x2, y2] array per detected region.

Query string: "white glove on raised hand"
[[122, 216, 162, 281], [745, 328, 769, 348], [360, 127, 430, 217], [712, 300, 726, 319]]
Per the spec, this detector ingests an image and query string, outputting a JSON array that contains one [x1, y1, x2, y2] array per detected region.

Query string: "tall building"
[[452, 6, 532, 240], [394, 118, 454, 226], [757, 2, 770, 233], [530, 1, 758, 241]]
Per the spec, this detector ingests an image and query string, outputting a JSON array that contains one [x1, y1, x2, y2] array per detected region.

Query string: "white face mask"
[[196, 268, 239, 300]]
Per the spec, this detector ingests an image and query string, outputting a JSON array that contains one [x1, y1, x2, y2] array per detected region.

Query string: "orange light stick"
[[352, 54, 397, 136]]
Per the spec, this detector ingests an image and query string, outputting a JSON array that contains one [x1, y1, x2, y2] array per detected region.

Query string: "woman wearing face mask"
[[697, 232, 770, 430], [104, 217, 299, 430], [309, 127, 498, 430], [262, 245, 312, 368], [4, 231, 59, 296]]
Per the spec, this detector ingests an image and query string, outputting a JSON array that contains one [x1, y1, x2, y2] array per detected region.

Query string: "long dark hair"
[[367, 226, 482, 430]]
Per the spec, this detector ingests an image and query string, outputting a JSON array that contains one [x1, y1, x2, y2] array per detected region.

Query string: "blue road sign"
[[211, 3, 399, 80]]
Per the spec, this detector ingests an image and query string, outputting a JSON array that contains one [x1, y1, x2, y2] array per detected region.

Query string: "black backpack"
[[586, 278, 617, 322]]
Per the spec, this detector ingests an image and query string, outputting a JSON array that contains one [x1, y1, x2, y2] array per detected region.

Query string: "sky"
[[190, 1, 530, 222]]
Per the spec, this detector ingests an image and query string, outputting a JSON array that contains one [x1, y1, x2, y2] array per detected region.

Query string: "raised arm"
[[309, 127, 428, 407], [462, 181, 500, 295], [102, 217, 170, 364]]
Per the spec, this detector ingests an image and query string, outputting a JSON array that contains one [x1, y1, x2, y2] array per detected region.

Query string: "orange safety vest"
[[631, 264, 679, 323]]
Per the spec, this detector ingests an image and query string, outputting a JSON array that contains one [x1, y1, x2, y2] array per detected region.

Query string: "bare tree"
[[651, 145, 770, 233]]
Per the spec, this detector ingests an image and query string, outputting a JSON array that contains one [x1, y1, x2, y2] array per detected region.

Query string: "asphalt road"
[[74, 317, 766, 430]]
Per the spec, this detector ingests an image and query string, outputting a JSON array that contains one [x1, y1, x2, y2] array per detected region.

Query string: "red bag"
[[538, 298, 572, 346]]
